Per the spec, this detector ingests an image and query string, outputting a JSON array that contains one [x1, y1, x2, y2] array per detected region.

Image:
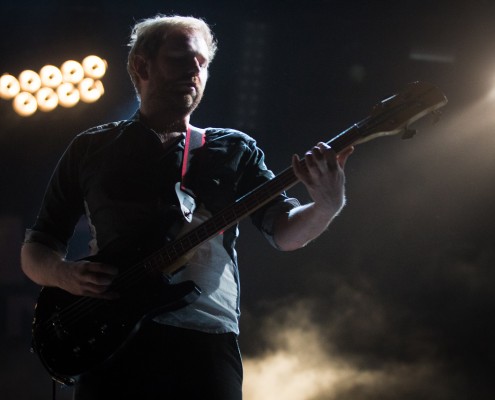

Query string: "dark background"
[[1, 1, 494, 399]]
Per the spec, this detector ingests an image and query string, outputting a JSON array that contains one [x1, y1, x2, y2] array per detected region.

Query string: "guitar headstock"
[[353, 81, 448, 145]]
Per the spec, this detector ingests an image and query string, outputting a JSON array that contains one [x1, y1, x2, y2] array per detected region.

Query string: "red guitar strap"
[[181, 125, 205, 193], [176, 125, 205, 222]]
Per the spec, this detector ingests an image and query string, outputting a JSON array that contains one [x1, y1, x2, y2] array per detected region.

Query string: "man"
[[21, 14, 353, 399]]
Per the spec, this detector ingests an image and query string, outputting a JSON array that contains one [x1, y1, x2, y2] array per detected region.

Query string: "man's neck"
[[139, 107, 190, 136]]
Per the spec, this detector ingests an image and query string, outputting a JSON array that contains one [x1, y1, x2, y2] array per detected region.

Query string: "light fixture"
[[79, 78, 104, 103], [1, 55, 107, 116], [39, 65, 63, 88], [57, 82, 80, 107], [19, 70, 41, 93], [13, 92, 38, 116], [36, 87, 59, 112], [82, 55, 107, 79], [0, 74, 20, 99], [61, 60, 85, 84]]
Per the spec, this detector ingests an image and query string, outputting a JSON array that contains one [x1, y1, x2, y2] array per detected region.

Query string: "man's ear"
[[134, 55, 150, 81]]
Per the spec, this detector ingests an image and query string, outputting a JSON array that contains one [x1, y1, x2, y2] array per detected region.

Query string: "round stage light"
[[36, 87, 59, 112], [19, 70, 42, 93], [61, 60, 84, 84], [13, 92, 37, 116], [79, 78, 104, 103], [82, 55, 107, 79], [39, 65, 63, 88], [2, 55, 107, 116], [57, 82, 80, 107], [0, 74, 20, 99]]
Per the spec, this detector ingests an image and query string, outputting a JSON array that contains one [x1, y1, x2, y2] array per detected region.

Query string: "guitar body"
[[32, 250, 201, 385]]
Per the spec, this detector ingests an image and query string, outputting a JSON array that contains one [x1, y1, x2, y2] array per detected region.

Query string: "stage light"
[[19, 70, 42, 93], [36, 87, 58, 112], [39, 65, 63, 88], [0, 74, 20, 99], [79, 78, 104, 103], [2, 55, 107, 116], [13, 92, 37, 116], [61, 60, 85, 84], [57, 82, 80, 108], [82, 55, 107, 79]]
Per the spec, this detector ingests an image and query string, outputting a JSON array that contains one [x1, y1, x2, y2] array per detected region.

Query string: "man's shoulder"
[[78, 120, 130, 138], [61, 120, 138, 159], [204, 127, 257, 147], [70, 120, 136, 149]]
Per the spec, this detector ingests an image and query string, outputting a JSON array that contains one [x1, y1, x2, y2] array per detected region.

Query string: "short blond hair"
[[127, 14, 218, 95]]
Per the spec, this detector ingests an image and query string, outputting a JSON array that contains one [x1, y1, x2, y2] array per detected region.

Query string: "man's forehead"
[[162, 28, 207, 48]]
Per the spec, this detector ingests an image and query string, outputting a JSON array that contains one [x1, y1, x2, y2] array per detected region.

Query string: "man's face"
[[144, 28, 210, 116]]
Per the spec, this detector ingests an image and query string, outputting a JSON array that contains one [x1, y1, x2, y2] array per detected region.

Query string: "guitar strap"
[[175, 125, 205, 223]]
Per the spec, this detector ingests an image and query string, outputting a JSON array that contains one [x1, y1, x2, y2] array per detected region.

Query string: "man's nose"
[[185, 56, 201, 75]]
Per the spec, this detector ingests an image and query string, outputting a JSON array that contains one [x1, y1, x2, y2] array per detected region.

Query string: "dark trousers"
[[73, 322, 243, 400]]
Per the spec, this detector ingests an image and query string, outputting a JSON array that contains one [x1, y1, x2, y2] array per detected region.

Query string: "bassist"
[[21, 14, 352, 399]]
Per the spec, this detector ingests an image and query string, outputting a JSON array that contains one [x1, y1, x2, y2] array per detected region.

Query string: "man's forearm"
[[20, 242, 66, 287], [272, 201, 343, 251], [275, 143, 352, 251], [21, 242, 119, 298]]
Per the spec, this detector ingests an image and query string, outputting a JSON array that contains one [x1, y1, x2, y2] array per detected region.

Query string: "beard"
[[176, 89, 203, 114], [148, 77, 205, 118]]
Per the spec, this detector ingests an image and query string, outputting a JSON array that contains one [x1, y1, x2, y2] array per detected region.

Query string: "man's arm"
[[21, 242, 118, 299], [272, 143, 353, 251]]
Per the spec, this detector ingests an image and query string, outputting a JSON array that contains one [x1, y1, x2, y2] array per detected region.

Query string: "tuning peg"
[[401, 126, 417, 139]]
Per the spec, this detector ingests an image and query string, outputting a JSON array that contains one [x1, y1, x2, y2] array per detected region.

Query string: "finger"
[[325, 149, 339, 169], [311, 145, 338, 172], [86, 272, 116, 286], [294, 154, 320, 186], [306, 146, 333, 175], [82, 281, 110, 292], [82, 280, 120, 298], [304, 151, 321, 171], [77, 263, 118, 286], [86, 262, 119, 276], [337, 146, 354, 169], [82, 288, 120, 300], [292, 154, 305, 178]]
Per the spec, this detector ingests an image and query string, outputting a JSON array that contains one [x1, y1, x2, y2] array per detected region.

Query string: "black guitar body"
[[31, 248, 201, 385]]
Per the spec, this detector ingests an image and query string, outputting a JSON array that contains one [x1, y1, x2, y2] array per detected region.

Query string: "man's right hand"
[[21, 242, 119, 300], [60, 260, 119, 299]]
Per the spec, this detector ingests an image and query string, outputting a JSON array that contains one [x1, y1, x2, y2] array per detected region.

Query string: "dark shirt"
[[25, 114, 299, 332]]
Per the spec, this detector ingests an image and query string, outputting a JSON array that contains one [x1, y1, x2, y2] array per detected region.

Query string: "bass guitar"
[[31, 81, 447, 385]]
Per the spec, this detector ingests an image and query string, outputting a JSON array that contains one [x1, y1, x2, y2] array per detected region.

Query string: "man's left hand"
[[292, 142, 354, 214]]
